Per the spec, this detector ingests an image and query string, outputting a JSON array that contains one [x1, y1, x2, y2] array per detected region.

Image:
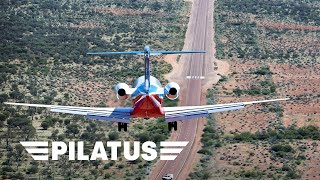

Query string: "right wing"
[[163, 98, 289, 122], [4, 102, 132, 123]]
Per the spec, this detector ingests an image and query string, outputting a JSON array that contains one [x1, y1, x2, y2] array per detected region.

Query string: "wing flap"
[[165, 104, 244, 122], [5, 102, 132, 123], [86, 115, 130, 123], [164, 98, 289, 122]]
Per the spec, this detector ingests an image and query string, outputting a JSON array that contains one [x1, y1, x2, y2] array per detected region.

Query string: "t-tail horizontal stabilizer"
[[86, 50, 206, 56]]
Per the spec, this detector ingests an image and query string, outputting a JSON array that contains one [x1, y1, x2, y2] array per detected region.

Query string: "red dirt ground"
[[211, 140, 320, 179], [270, 63, 320, 127]]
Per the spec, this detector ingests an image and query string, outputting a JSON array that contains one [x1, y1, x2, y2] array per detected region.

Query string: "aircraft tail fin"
[[87, 47, 206, 94]]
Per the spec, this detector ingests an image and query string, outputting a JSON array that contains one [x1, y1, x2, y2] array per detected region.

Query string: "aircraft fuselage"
[[130, 76, 165, 118]]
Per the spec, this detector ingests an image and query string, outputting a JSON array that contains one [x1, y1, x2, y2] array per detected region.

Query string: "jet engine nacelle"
[[115, 83, 130, 100], [165, 82, 180, 100]]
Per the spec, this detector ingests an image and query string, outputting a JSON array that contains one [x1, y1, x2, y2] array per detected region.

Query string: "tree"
[[64, 119, 70, 125], [233, 88, 243, 96], [27, 165, 38, 174], [41, 121, 50, 130], [66, 124, 80, 137], [0, 112, 8, 121], [0, 93, 9, 103], [104, 163, 110, 169], [108, 131, 119, 140], [51, 129, 59, 140], [138, 133, 149, 143], [14, 144, 24, 166]]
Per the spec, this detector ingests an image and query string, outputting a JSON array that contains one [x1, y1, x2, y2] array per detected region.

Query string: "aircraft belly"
[[131, 94, 164, 118]]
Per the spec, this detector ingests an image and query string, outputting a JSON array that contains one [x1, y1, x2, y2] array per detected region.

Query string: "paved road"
[[150, 0, 213, 179]]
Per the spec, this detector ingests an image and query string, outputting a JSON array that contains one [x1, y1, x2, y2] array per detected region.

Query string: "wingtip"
[[243, 97, 290, 105], [4, 102, 19, 105]]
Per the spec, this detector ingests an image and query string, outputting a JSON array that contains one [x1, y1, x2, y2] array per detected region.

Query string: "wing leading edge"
[[163, 98, 289, 122], [4, 102, 132, 123]]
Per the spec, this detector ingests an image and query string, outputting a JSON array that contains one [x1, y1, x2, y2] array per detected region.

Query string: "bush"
[[2, 166, 14, 172], [198, 148, 212, 155], [41, 121, 50, 130], [233, 88, 243, 96], [285, 170, 300, 179], [240, 170, 264, 178], [251, 67, 272, 75], [108, 132, 119, 140], [138, 133, 149, 142], [271, 144, 294, 153], [234, 132, 256, 142], [65, 124, 80, 137], [27, 165, 38, 174], [104, 173, 111, 179], [104, 163, 110, 169], [281, 165, 291, 171], [109, 160, 115, 166], [117, 164, 124, 169]]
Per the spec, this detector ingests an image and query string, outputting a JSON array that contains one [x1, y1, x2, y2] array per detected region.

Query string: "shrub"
[[234, 132, 256, 142], [108, 132, 119, 141], [117, 164, 124, 169], [233, 88, 243, 96], [198, 148, 213, 155], [138, 133, 149, 143], [27, 165, 38, 174], [251, 67, 272, 75], [271, 144, 294, 153], [104, 163, 110, 169], [41, 121, 50, 130]]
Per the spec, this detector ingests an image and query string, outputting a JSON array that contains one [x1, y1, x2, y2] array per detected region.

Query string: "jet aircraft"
[[5, 46, 289, 131]]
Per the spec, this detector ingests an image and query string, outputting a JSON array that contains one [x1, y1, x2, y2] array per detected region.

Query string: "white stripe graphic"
[[31, 155, 49, 161], [20, 141, 49, 160], [159, 141, 188, 161], [25, 148, 48, 154], [160, 141, 188, 147], [160, 155, 177, 160], [20, 141, 48, 146], [160, 148, 183, 154]]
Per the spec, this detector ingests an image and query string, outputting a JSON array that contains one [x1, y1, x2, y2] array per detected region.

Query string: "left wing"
[[4, 102, 132, 123], [163, 98, 289, 122]]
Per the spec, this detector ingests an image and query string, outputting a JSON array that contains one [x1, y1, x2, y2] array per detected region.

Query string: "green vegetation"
[[250, 66, 273, 75], [232, 125, 320, 142], [203, 0, 320, 179], [271, 144, 294, 158], [0, 0, 190, 179], [188, 89, 223, 179], [233, 79, 277, 96], [189, 118, 219, 179], [238, 170, 265, 179], [215, 0, 320, 62]]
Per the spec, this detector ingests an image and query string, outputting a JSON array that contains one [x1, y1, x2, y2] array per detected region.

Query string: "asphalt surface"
[[150, 0, 213, 179]]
